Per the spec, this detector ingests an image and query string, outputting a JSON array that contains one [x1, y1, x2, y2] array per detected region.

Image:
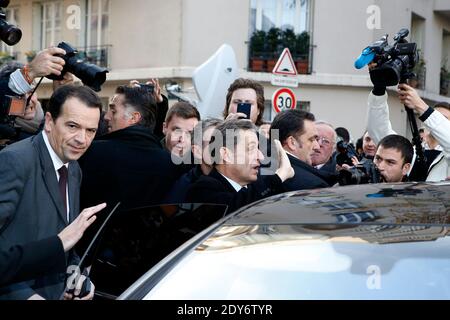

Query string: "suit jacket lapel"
[[210, 169, 239, 193], [35, 133, 69, 225]]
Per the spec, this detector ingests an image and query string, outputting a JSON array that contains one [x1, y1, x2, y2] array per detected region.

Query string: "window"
[[40, 1, 63, 49], [84, 0, 110, 47], [441, 29, 450, 96], [0, 7, 20, 57], [263, 100, 310, 121], [250, 0, 310, 34], [410, 13, 425, 54], [249, 0, 312, 73], [410, 13, 426, 89], [77, 0, 110, 67]]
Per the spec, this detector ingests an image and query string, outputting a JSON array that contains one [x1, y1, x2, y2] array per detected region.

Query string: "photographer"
[[374, 134, 413, 183], [398, 84, 450, 181], [338, 134, 413, 185], [366, 76, 450, 181], [0, 47, 66, 144], [0, 47, 66, 97]]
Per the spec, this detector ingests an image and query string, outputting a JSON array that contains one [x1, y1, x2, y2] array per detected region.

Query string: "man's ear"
[[285, 136, 297, 152], [402, 162, 412, 176], [44, 112, 53, 132], [162, 122, 167, 135], [130, 111, 142, 125], [220, 146, 232, 164]]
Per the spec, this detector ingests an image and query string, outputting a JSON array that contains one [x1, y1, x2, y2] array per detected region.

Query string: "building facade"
[[3, 0, 450, 140]]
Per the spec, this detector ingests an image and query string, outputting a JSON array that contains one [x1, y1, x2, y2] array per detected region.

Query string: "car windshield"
[[144, 224, 450, 300]]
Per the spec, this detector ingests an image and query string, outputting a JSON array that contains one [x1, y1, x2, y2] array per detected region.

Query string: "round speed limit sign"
[[272, 88, 297, 113]]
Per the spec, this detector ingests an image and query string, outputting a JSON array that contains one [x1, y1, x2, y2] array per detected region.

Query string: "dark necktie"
[[58, 165, 68, 214]]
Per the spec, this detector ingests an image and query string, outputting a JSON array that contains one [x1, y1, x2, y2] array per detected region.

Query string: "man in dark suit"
[[271, 110, 332, 191], [79, 85, 180, 220], [185, 119, 294, 214], [0, 85, 103, 300]]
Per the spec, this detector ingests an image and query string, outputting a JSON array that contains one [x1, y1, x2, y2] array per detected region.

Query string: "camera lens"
[[0, 19, 22, 46], [66, 57, 108, 92], [0, 0, 10, 8]]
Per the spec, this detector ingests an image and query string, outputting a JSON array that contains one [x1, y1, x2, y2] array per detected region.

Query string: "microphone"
[[354, 47, 375, 69]]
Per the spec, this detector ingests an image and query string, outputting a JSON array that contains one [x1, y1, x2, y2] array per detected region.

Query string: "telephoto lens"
[[0, 18, 22, 46], [0, 0, 22, 46]]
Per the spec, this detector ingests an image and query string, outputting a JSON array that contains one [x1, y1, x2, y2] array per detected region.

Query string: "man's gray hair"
[[315, 120, 337, 142]]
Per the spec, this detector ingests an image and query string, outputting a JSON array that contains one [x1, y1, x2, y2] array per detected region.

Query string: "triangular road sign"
[[272, 48, 298, 76]]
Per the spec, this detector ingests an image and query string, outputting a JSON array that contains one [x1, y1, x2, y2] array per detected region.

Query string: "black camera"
[[355, 28, 418, 87], [46, 42, 108, 92], [335, 139, 358, 167], [0, 0, 21, 46], [138, 83, 154, 94], [338, 158, 382, 186]]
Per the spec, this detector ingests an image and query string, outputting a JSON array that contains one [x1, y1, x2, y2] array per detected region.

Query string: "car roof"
[[225, 182, 450, 226]]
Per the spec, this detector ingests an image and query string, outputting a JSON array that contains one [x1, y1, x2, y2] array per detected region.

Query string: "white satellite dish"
[[192, 44, 238, 119]]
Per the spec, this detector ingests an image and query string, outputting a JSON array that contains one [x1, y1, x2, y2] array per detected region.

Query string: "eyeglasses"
[[316, 137, 334, 146]]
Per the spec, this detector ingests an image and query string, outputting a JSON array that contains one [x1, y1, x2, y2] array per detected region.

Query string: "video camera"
[[355, 28, 418, 87], [0, 0, 21, 46], [46, 42, 108, 92], [338, 158, 382, 186], [355, 28, 428, 181], [335, 138, 358, 167]]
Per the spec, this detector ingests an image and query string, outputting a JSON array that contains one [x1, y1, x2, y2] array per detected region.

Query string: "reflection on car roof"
[[227, 182, 450, 226]]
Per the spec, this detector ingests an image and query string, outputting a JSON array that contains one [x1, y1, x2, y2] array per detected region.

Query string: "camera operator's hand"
[[351, 156, 360, 167], [130, 79, 164, 103], [274, 139, 294, 182], [398, 83, 429, 115], [368, 62, 378, 71], [52, 72, 74, 92], [129, 79, 140, 88], [28, 47, 66, 80]]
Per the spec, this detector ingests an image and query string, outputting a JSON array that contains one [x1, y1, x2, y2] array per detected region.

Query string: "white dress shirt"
[[219, 173, 247, 192], [42, 131, 70, 221]]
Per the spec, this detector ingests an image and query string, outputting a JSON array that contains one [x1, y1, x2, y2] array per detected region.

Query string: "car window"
[[76, 203, 227, 299]]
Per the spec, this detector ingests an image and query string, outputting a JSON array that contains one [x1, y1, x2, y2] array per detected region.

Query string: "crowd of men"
[[0, 46, 449, 299]]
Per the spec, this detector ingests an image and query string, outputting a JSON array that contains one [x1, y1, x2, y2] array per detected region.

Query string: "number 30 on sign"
[[272, 88, 297, 113]]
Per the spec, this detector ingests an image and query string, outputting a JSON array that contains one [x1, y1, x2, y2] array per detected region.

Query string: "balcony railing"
[[2, 45, 112, 70], [75, 45, 112, 69], [248, 52, 310, 74]]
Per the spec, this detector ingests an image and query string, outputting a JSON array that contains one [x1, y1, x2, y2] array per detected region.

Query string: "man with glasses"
[[311, 121, 338, 185], [311, 121, 337, 169], [271, 110, 333, 191]]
